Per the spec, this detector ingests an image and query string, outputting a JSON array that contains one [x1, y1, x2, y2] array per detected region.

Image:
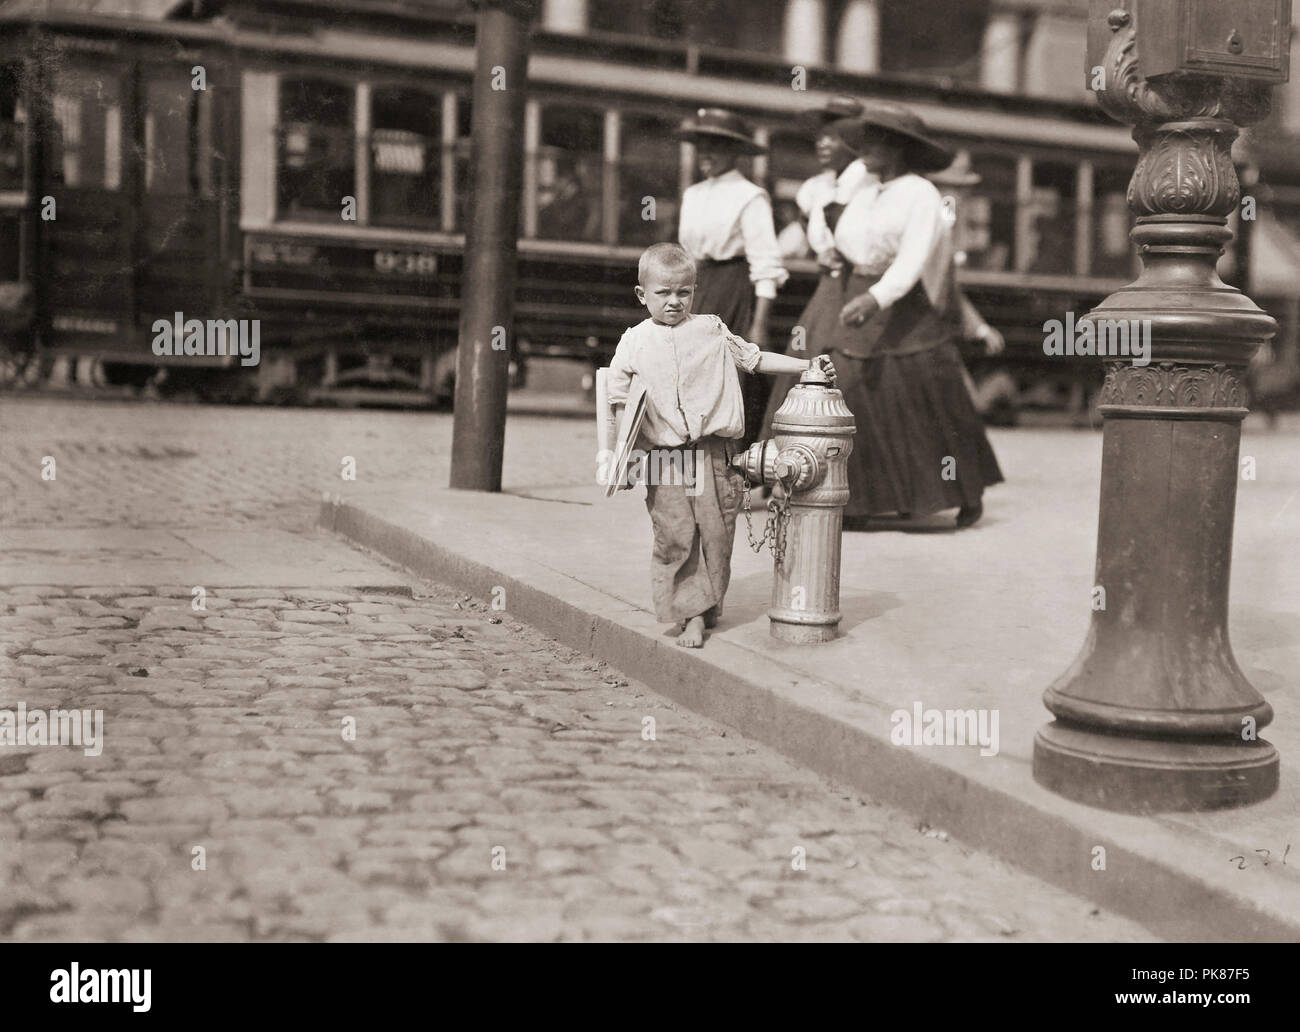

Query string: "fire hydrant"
[[731, 364, 855, 642]]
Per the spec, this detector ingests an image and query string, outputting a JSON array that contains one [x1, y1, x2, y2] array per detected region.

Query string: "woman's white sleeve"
[[739, 192, 790, 300]]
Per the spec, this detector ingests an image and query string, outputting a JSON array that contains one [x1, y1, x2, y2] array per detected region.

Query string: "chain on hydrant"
[[742, 464, 796, 567], [732, 364, 856, 643]]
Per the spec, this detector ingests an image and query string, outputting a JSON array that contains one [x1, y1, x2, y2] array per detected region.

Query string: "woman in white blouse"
[[828, 103, 1003, 529], [677, 108, 788, 446]]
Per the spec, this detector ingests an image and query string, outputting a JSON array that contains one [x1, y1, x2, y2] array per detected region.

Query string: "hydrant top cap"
[[772, 380, 856, 431]]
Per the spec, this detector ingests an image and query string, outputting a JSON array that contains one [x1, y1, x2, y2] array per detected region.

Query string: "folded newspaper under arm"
[[595, 368, 647, 498]]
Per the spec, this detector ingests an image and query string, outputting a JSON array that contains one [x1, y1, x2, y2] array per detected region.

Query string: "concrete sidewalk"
[[321, 424, 1300, 941]]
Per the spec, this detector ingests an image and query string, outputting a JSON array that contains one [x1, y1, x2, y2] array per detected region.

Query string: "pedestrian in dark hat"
[[793, 96, 873, 257], [761, 96, 875, 440], [792, 96, 873, 253], [676, 107, 788, 449], [826, 102, 1003, 528]]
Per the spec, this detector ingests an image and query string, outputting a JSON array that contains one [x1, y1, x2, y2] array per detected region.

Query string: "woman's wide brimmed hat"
[[797, 95, 865, 132], [676, 107, 766, 154], [833, 101, 953, 174], [928, 148, 980, 187]]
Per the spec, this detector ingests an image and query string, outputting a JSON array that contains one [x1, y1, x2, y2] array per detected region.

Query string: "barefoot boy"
[[607, 242, 834, 647]]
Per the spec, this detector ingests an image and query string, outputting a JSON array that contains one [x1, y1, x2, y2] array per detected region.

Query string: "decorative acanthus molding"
[[1100, 361, 1246, 408], [1128, 122, 1240, 217]]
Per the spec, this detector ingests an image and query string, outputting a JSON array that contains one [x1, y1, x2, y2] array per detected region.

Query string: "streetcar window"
[[766, 128, 821, 202], [0, 214, 18, 279], [928, 149, 996, 272], [535, 105, 602, 242], [766, 129, 822, 260], [1025, 160, 1077, 275], [276, 77, 354, 219], [50, 66, 121, 191], [1092, 165, 1133, 279], [454, 95, 472, 231], [144, 74, 203, 196], [961, 152, 1016, 273], [0, 63, 23, 192], [1274, 194, 1300, 237], [370, 86, 440, 227], [773, 199, 809, 258], [618, 112, 678, 246]]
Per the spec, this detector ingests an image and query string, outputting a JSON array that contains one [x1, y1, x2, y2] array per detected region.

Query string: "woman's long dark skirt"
[[694, 257, 762, 447], [762, 271, 845, 435], [835, 340, 1004, 518]]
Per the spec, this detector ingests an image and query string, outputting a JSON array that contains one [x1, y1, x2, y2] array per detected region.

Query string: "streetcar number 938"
[[374, 250, 438, 276]]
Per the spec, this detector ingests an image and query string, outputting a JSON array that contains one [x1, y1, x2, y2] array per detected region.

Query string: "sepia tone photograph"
[[0, 0, 1298, 968]]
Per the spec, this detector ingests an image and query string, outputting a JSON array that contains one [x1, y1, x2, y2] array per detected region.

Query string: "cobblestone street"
[[0, 397, 1162, 941]]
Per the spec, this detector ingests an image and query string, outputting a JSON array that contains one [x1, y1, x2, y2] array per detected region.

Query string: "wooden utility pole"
[[449, 0, 538, 491]]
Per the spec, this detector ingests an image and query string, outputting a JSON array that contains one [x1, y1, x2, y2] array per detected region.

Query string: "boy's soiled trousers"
[[643, 436, 747, 624]]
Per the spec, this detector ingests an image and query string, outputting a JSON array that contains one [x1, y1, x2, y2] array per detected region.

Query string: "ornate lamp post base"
[[1034, 723, 1277, 813], [1033, 4, 1290, 813]]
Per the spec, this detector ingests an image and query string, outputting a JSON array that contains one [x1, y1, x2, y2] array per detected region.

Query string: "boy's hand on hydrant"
[[839, 292, 879, 327], [812, 354, 837, 383]]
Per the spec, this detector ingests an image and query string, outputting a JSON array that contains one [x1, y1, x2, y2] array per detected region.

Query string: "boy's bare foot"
[[703, 605, 719, 629], [677, 615, 705, 648]]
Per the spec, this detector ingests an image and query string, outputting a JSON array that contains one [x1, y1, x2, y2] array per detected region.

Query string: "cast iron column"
[[449, 0, 537, 491], [1033, 7, 1284, 812]]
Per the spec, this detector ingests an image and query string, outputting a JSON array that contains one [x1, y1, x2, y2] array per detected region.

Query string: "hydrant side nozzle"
[[775, 444, 821, 492], [731, 439, 778, 485], [728, 442, 754, 479]]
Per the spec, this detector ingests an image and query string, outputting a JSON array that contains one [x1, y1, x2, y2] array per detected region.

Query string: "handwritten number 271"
[[1230, 844, 1291, 869]]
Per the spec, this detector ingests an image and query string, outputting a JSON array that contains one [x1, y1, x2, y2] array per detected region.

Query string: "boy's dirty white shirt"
[[606, 314, 760, 447]]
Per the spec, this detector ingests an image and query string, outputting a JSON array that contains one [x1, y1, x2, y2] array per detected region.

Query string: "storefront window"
[[879, 0, 988, 85], [590, 0, 782, 53]]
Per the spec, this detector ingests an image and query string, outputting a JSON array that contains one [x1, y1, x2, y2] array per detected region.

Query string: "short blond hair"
[[638, 242, 696, 286]]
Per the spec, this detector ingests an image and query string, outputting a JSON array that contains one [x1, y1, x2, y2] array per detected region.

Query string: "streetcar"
[[0, 0, 1291, 415]]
